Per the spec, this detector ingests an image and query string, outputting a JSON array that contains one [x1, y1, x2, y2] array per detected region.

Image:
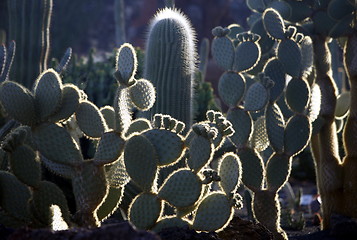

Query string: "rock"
[[330, 213, 357, 239], [218, 216, 273, 240]]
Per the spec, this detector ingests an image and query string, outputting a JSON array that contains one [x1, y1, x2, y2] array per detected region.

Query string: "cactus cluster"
[[246, 0, 357, 231], [0, 41, 154, 228], [0, 7, 243, 232], [211, 7, 318, 239], [124, 111, 242, 232], [139, 8, 196, 131]]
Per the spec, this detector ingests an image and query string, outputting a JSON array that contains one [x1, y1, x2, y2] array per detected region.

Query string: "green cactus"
[[210, 7, 317, 238], [7, 0, 53, 88], [122, 109, 241, 232], [0, 43, 155, 228], [139, 8, 196, 130]]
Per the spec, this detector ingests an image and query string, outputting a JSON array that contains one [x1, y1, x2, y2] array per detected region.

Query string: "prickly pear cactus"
[[124, 112, 243, 232], [0, 43, 156, 228], [211, 7, 317, 239]]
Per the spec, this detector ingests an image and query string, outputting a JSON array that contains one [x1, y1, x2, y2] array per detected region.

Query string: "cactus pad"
[[285, 78, 310, 113], [48, 84, 80, 123], [227, 107, 253, 147], [143, 129, 185, 166], [277, 39, 302, 77], [251, 18, 275, 54], [41, 156, 74, 179], [107, 156, 130, 188], [253, 190, 286, 239], [124, 134, 158, 192], [218, 153, 241, 195], [246, 0, 266, 13], [158, 169, 202, 208], [263, 8, 285, 40], [0, 171, 32, 222], [76, 100, 108, 138], [192, 192, 233, 232], [265, 103, 285, 152], [300, 36, 313, 76], [125, 118, 152, 138], [0, 81, 37, 125], [284, 114, 311, 157], [100, 106, 116, 130], [263, 58, 285, 102], [115, 43, 137, 85], [266, 153, 291, 192], [218, 71, 245, 107], [33, 69, 63, 121], [244, 82, 269, 111], [250, 116, 269, 152], [9, 145, 41, 187], [234, 34, 261, 72], [129, 79, 156, 111], [211, 34, 235, 70], [238, 148, 264, 191], [94, 131, 124, 165], [227, 24, 244, 40], [187, 135, 214, 172], [33, 123, 83, 165], [97, 187, 124, 221], [128, 193, 162, 230]]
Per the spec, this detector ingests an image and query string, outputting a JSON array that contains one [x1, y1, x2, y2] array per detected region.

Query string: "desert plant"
[[211, 6, 317, 238], [123, 111, 242, 232], [0, 42, 154, 228], [139, 7, 196, 130], [246, 0, 357, 230]]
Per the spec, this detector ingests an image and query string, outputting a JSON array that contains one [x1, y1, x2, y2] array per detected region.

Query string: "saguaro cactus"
[[139, 8, 196, 130], [7, 0, 53, 88]]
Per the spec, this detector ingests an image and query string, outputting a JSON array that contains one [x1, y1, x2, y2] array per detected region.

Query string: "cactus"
[[211, 7, 317, 238], [0, 42, 157, 228], [123, 111, 242, 232], [139, 8, 196, 131]]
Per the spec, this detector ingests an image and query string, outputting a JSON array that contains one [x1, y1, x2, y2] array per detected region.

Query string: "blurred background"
[[0, 0, 251, 56]]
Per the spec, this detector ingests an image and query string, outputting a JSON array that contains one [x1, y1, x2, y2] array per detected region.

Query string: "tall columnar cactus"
[[247, 0, 357, 230], [139, 8, 196, 131], [7, 0, 53, 88], [0, 43, 156, 228], [211, 7, 316, 239]]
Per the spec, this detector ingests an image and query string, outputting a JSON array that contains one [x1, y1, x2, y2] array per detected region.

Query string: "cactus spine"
[[139, 8, 196, 131]]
